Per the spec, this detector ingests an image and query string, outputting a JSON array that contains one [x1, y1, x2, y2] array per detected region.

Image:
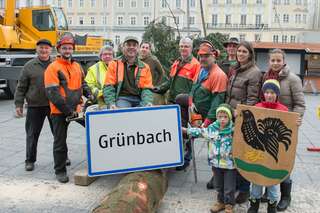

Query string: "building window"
[[226, 0, 232, 4], [174, 16, 180, 24], [144, 0, 150, 7], [68, 0, 72, 8], [290, 35, 296, 42], [283, 14, 289, 23], [189, 0, 196, 7], [273, 35, 279, 43], [256, 0, 262, 4], [304, 0, 307, 5], [91, 0, 96, 7], [284, 0, 290, 5], [296, 0, 301, 5], [213, 0, 218, 4], [282, 35, 288, 43], [90, 17, 95, 25], [131, 0, 137, 8], [239, 34, 246, 41], [161, 0, 167, 8], [189, 16, 195, 25], [303, 14, 307, 23], [117, 16, 124, 25], [144, 16, 150, 25], [274, 14, 280, 22], [176, 0, 181, 8], [240, 15, 246, 25], [115, 36, 120, 45], [118, 0, 124, 7], [161, 16, 167, 24], [103, 0, 107, 8], [212, 14, 218, 26], [26, 0, 33, 7], [67, 17, 72, 25], [255, 34, 261, 42], [295, 14, 301, 23], [242, 0, 247, 4], [255, 14, 261, 26], [102, 16, 107, 25], [79, 0, 84, 8], [130, 16, 137, 25], [40, 0, 47, 6], [79, 17, 84, 25], [225, 15, 231, 25]]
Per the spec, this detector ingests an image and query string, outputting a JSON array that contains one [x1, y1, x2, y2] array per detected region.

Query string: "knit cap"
[[262, 79, 281, 96], [216, 103, 233, 120]]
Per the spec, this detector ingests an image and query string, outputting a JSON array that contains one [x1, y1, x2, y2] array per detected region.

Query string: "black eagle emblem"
[[241, 110, 292, 162]]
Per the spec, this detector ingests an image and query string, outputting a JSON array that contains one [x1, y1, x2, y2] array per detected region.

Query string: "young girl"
[[187, 103, 236, 213], [261, 49, 305, 211], [248, 79, 288, 213]]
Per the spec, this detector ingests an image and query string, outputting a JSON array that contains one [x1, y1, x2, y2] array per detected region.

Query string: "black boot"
[[247, 198, 260, 213], [236, 191, 250, 204], [261, 188, 268, 203], [268, 200, 277, 213], [277, 181, 292, 211]]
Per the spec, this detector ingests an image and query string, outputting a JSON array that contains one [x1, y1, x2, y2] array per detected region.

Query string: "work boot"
[[236, 191, 250, 204], [247, 198, 260, 213], [206, 176, 215, 189], [277, 181, 292, 211], [267, 200, 277, 213], [56, 172, 69, 183], [210, 201, 225, 213], [175, 161, 190, 171], [224, 204, 233, 213], [25, 162, 34, 171], [261, 188, 268, 203], [66, 158, 71, 166]]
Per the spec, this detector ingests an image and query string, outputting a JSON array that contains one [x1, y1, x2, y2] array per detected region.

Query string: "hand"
[[15, 107, 23, 117], [296, 116, 302, 126], [190, 103, 197, 114], [110, 104, 117, 110], [152, 86, 161, 93], [146, 103, 153, 107]]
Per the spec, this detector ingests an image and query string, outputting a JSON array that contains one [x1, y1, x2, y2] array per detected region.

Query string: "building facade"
[[1, 0, 320, 45]]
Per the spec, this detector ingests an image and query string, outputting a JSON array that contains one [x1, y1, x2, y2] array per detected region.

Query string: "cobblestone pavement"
[[0, 91, 319, 213]]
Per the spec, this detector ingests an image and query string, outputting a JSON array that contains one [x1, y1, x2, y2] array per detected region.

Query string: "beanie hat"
[[216, 103, 233, 120], [262, 79, 281, 96]]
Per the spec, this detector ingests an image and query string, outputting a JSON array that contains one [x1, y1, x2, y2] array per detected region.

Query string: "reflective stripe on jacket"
[[85, 61, 108, 105]]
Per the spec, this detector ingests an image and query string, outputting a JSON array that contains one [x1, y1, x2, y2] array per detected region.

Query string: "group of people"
[[14, 34, 305, 213]]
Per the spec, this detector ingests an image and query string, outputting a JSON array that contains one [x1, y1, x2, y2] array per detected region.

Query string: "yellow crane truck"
[[0, 1, 109, 98]]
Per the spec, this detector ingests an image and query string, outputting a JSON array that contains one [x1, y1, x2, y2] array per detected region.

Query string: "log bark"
[[92, 170, 168, 213]]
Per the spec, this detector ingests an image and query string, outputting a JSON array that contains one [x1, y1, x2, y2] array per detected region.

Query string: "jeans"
[[213, 167, 237, 205], [251, 184, 278, 202], [116, 96, 141, 108], [25, 106, 53, 163]]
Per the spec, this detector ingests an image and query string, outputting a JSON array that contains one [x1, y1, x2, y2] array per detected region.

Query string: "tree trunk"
[[92, 170, 168, 213]]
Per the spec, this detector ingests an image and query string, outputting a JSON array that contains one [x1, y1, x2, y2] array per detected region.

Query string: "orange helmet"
[[56, 35, 75, 49]]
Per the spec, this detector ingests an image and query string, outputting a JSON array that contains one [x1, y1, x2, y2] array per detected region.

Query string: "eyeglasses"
[[61, 47, 73, 51]]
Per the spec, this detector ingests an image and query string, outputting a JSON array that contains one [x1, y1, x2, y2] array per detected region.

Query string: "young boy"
[[248, 79, 288, 213], [187, 103, 236, 213]]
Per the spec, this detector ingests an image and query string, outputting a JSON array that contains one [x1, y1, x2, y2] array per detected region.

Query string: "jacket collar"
[[278, 64, 290, 79]]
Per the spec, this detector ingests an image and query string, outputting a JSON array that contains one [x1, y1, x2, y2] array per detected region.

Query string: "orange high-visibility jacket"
[[44, 57, 84, 115]]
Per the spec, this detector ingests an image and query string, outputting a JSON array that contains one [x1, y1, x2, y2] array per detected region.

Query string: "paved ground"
[[0, 91, 319, 213]]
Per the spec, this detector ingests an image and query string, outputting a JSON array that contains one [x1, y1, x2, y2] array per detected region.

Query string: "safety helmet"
[[56, 34, 75, 50]]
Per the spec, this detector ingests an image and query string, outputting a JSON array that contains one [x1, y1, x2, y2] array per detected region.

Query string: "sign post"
[[85, 105, 184, 177]]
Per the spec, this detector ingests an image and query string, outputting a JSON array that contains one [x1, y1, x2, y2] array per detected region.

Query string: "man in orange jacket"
[[103, 36, 153, 108], [44, 35, 93, 183]]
